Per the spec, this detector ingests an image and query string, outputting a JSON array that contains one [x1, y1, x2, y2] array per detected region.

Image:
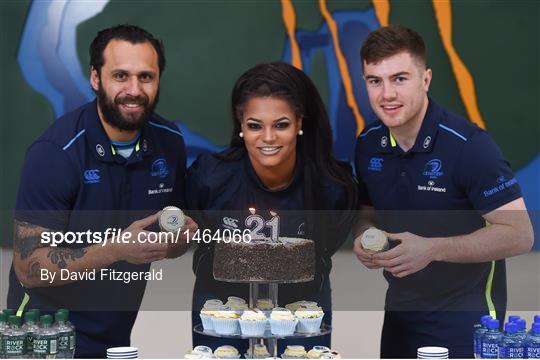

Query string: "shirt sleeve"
[[354, 137, 373, 207], [459, 130, 522, 213], [15, 141, 79, 230]]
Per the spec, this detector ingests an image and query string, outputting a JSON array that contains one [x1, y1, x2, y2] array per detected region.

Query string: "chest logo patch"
[[368, 157, 384, 172], [422, 159, 444, 179], [151, 158, 169, 178], [83, 169, 100, 184]]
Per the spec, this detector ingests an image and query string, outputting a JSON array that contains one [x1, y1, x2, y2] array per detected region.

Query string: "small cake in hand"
[[295, 307, 324, 334], [269, 308, 298, 336], [360, 227, 388, 254], [282, 345, 307, 359], [239, 309, 268, 336], [246, 344, 270, 359], [160, 206, 186, 233], [214, 345, 240, 359], [211, 310, 240, 335]]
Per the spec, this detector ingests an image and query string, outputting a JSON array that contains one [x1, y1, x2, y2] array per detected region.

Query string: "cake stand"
[[194, 279, 332, 358]]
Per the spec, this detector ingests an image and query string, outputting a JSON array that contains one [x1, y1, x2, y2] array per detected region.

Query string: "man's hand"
[[372, 232, 437, 278], [353, 234, 382, 269], [111, 212, 168, 264], [166, 215, 198, 258]]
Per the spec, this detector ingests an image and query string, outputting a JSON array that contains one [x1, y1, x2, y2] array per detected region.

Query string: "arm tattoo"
[[13, 220, 49, 260], [28, 259, 41, 280], [47, 247, 86, 269]]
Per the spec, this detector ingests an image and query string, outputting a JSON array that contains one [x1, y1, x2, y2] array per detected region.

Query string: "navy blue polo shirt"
[[8, 100, 186, 357], [354, 99, 522, 312]]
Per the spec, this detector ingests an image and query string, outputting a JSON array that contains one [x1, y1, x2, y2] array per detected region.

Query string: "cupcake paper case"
[[269, 318, 298, 336]]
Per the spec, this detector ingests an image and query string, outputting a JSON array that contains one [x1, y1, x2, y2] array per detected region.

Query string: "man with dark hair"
[[8, 24, 197, 357], [353, 25, 532, 358]]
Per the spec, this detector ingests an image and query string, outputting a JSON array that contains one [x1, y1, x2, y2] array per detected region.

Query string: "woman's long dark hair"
[[221, 62, 356, 211]]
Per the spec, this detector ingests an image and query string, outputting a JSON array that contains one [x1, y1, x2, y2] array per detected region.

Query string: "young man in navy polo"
[[8, 25, 197, 357], [353, 25, 533, 358]]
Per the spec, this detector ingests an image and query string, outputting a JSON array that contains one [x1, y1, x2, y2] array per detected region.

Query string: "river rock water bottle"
[[0, 312, 8, 358], [474, 315, 492, 358], [499, 322, 524, 359], [22, 311, 40, 358], [33, 315, 58, 359], [3, 315, 26, 359], [525, 322, 540, 359], [481, 318, 501, 359], [54, 311, 74, 358]]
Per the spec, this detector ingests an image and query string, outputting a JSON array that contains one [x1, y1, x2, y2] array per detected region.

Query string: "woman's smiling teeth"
[[258, 146, 282, 155]]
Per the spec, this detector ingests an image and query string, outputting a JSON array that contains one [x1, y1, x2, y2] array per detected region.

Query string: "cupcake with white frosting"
[[269, 308, 298, 336], [199, 300, 224, 331], [214, 345, 240, 359], [282, 345, 307, 359], [212, 310, 240, 335], [295, 307, 324, 333], [239, 309, 268, 336], [246, 344, 271, 359]]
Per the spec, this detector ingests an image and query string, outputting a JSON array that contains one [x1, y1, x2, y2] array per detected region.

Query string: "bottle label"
[[33, 337, 58, 355], [526, 345, 540, 358], [26, 333, 35, 352], [474, 335, 480, 356], [4, 336, 26, 355], [499, 345, 524, 358], [58, 331, 70, 351], [481, 341, 499, 359]]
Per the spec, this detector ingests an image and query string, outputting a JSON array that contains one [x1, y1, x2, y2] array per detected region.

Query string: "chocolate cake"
[[213, 237, 315, 283]]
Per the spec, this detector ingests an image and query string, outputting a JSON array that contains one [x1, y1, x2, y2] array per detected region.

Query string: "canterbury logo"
[[222, 217, 239, 229], [83, 169, 100, 184]]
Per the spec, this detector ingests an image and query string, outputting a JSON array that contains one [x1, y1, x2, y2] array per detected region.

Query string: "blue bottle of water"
[[474, 315, 492, 358], [499, 322, 524, 358], [524, 322, 540, 359], [481, 319, 501, 359]]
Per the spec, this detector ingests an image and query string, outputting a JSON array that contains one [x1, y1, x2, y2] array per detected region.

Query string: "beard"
[[96, 82, 160, 131]]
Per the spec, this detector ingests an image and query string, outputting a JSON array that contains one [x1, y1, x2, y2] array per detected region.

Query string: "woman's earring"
[[239, 132, 244, 138], [298, 130, 304, 136]]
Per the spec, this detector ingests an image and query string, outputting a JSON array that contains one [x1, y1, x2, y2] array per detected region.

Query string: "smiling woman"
[[185, 62, 358, 353]]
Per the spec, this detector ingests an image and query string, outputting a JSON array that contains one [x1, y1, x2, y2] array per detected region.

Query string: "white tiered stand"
[[193, 280, 331, 358]]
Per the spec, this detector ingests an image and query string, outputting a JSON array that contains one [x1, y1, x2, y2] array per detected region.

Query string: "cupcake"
[[306, 346, 330, 359], [225, 297, 248, 315], [246, 344, 271, 359], [199, 300, 225, 331], [360, 227, 388, 254], [185, 353, 204, 359], [285, 301, 318, 312], [214, 345, 240, 359], [193, 346, 214, 358], [212, 311, 240, 335], [282, 345, 307, 359], [295, 307, 324, 333], [269, 308, 298, 336], [239, 309, 268, 336]]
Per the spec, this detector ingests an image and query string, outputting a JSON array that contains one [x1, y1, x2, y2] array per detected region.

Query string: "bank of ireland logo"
[[83, 169, 100, 184], [422, 159, 444, 179], [151, 158, 169, 178], [368, 157, 384, 172]]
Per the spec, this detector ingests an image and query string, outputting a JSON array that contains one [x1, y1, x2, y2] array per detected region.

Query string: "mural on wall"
[[6, 0, 539, 246]]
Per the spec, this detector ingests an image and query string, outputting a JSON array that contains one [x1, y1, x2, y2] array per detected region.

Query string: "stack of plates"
[[107, 347, 138, 359], [417, 347, 449, 359]]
